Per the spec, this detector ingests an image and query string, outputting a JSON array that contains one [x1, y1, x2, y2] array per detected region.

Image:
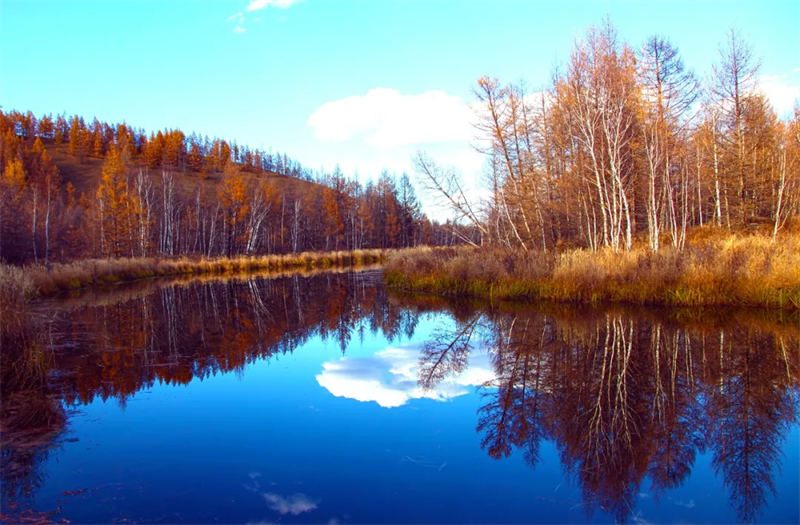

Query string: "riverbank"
[[384, 232, 800, 310], [0, 249, 387, 299]]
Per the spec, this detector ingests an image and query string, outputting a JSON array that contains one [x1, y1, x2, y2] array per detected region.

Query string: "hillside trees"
[[0, 104, 490, 264]]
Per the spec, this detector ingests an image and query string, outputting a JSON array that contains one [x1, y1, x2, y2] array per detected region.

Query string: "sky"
[[1, 0, 798, 217]]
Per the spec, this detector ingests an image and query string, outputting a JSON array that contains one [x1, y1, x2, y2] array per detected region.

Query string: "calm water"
[[1, 271, 798, 523]]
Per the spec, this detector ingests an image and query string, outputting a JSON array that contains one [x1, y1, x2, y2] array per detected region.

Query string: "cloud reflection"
[[263, 492, 319, 515], [315, 345, 494, 408]]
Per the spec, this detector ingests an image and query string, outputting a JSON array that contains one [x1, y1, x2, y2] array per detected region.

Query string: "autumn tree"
[[0, 157, 28, 261], [29, 137, 61, 262], [218, 162, 250, 255], [638, 36, 698, 250], [96, 145, 135, 257], [709, 29, 761, 226]]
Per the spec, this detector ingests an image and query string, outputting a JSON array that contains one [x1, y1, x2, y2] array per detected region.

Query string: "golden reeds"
[[385, 232, 800, 309], [1, 249, 388, 298]]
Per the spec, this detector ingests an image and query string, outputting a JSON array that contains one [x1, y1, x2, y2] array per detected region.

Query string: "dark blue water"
[[1, 272, 798, 523]]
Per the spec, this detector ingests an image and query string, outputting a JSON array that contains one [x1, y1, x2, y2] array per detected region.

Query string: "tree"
[[639, 36, 698, 250], [561, 23, 639, 252], [29, 138, 61, 262], [96, 146, 133, 257], [771, 110, 800, 239], [397, 172, 421, 247], [710, 29, 760, 226], [0, 157, 28, 261], [474, 77, 548, 251], [218, 162, 249, 255], [414, 151, 487, 245]]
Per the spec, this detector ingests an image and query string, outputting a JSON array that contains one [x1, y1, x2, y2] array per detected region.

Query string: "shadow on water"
[[1, 269, 798, 522]]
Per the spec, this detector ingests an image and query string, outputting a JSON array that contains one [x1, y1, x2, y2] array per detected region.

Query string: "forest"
[[418, 25, 799, 251], [392, 24, 800, 309], [0, 110, 473, 265]]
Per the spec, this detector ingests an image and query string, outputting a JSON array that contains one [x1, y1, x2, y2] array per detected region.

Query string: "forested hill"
[[0, 111, 472, 264]]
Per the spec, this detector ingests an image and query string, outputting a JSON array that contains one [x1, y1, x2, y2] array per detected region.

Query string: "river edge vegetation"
[[385, 230, 800, 310], [0, 248, 387, 300]]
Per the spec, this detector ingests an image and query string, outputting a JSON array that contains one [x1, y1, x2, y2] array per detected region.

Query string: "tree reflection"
[[420, 305, 800, 522], [0, 270, 422, 515], [1, 296, 66, 520], [418, 313, 481, 391], [38, 270, 418, 406], [703, 327, 799, 522], [2, 273, 798, 523]]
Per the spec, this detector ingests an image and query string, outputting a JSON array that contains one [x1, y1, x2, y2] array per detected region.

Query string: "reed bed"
[[385, 232, 800, 310], [1, 249, 387, 298]]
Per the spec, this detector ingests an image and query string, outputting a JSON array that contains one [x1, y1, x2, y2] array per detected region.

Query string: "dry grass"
[[2, 249, 387, 298], [385, 231, 800, 309]]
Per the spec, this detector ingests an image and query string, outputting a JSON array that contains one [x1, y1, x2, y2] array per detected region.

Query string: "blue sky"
[[1, 0, 798, 213]]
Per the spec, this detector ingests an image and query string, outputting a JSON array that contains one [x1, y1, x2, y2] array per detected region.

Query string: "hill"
[[45, 139, 319, 207], [1, 110, 469, 264]]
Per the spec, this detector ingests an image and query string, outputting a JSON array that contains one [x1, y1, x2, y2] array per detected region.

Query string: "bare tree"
[[413, 151, 487, 245]]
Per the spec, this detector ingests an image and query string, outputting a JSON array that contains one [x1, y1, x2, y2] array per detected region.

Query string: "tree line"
[[419, 23, 799, 251], [0, 110, 474, 264]]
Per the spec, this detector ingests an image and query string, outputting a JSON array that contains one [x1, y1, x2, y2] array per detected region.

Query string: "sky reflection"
[[315, 344, 495, 408]]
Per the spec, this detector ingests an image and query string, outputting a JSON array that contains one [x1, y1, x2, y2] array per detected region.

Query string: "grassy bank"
[[1, 249, 387, 298], [385, 231, 800, 310]]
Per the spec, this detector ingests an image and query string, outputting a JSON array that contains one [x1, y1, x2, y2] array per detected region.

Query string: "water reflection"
[[0, 272, 798, 523], [316, 343, 494, 407], [422, 306, 800, 522], [2, 270, 420, 520], [0, 297, 66, 523], [45, 271, 416, 406]]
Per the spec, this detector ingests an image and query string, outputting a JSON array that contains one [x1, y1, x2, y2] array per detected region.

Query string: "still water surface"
[[1, 271, 798, 523]]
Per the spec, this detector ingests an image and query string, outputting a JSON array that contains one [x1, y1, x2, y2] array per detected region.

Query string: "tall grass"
[[385, 232, 800, 310], [1, 249, 387, 298]]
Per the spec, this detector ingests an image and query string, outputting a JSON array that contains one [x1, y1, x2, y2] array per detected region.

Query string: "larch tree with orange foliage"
[[218, 161, 250, 255], [0, 157, 28, 261], [29, 137, 61, 262], [96, 145, 136, 257]]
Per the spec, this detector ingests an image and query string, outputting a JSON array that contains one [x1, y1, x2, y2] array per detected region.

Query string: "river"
[[1, 270, 798, 523]]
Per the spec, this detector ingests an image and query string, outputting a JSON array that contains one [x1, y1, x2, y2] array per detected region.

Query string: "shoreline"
[[1, 249, 388, 299], [383, 234, 800, 311]]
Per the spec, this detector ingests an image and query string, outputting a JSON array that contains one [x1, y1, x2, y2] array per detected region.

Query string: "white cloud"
[[307, 88, 475, 148], [315, 344, 494, 408], [263, 492, 319, 515], [759, 73, 800, 116], [247, 0, 304, 11], [230, 0, 300, 32], [227, 11, 247, 32]]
